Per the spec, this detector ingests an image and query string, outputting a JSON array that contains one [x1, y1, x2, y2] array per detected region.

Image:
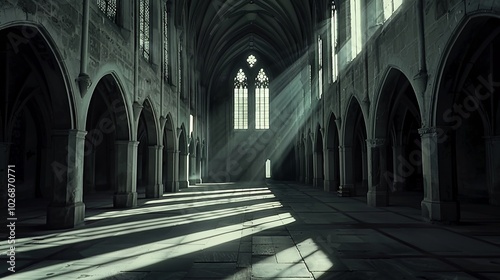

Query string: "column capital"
[[418, 126, 451, 137], [366, 138, 386, 148]]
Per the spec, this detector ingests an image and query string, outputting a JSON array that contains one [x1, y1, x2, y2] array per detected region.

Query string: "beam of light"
[[7, 193, 296, 280]]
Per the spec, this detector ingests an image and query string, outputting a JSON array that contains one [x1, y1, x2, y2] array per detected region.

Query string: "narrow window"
[[265, 159, 271, 178], [318, 36, 323, 98], [163, 3, 169, 80], [255, 68, 269, 129], [97, 0, 117, 22], [139, 0, 150, 60], [351, 0, 362, 58], [234, 69, 248, 130], [331, 1, 338, 82]]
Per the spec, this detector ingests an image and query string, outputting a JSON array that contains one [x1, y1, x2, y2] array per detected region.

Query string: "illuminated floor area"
[[2, 182, 500, 280]]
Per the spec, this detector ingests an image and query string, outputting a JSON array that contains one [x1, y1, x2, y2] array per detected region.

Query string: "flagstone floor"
[[2, 181, 500, 280]]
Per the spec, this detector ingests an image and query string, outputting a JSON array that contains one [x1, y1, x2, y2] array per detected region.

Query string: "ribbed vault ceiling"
[[184, 0, 316, 99]]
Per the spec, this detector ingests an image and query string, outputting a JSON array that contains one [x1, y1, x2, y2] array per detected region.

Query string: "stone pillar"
[[179, 151, 189, 189], [146, 145, 163, 198], [419, 127, 459, 223], [338, 145, 353, 196], [164, 149, 178, 192], [113, 141, 138, 208], [361, 144, 368, 190], [366, 138, 389, 207], [0, 143, 9, 208], [47, 130, 87, 229], [485, 136, 500, 205], [392, 144, 406, 192]]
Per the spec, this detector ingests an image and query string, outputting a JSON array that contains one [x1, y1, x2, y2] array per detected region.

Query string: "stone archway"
[[325, 113, 340, 192], [340, 97, 367, 197], [0, 25, 80, 228], [428, 16, 500, 222]]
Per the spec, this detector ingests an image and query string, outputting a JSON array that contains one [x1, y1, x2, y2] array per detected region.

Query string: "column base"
[[194, 178, 201, 184], [47, 202, 85, 229], [367, 189, 389, 207], [337, 184, 353, 197], [421, 199, 460, 223], [179, 181, 189, 189], [146, 184, 163, 198], [114, 192, 137, 208]]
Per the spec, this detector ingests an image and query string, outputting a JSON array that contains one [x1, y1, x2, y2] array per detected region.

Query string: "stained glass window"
[[247, 55, 257, 67], [255, 68, 269, 129], [97, 0, 117, 22], [139, 0, 150, 60], [234, 69, 248, 129]]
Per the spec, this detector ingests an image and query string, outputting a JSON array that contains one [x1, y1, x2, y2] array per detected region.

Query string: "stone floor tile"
[[251, 262, 313, 278]]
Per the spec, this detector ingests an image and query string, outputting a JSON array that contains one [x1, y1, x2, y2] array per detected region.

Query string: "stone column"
[[338, 145, 353, 196], [485, 136, 500, 205], [366, 138, 389, 207], [146, 145, 163, 198], [47, 130, 87, 229], [114, 141, 138, 208], [392, 144, 406, 192], [0, 143, 9, 208], [419, 127, 459, 222], [179, 151, 189, 189]]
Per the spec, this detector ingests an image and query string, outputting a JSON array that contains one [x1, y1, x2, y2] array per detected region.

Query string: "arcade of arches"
[[1, 0, 500, 278]]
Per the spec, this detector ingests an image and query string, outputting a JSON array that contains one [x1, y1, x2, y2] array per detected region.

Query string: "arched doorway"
[[178, 125, 189, 188], [325, 113, 340, 192], [430, 16, 500, 223], [370, 68, 423, 207], [137, 99, 160, 198], [340, 97, 367, 197], [84, 74, 133, 209], [313, 125, 324, 188], [0, 25, 80, 228], [306, 130, 314, 185], [163, 114, 177, 192]]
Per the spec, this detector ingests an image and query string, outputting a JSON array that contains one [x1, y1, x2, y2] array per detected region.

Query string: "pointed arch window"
[[331, 1, 338, 82], [139, 0, 151, 60], [163, 2, 169, 80], [233, 55, 271, 130], [234, 69, 248, 130], [255, 69, 269, 129]]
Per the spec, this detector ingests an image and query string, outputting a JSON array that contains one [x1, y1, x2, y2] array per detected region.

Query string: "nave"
[[2, 181, 500, 280]]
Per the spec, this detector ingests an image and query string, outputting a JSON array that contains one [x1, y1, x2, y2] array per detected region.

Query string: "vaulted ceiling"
[[180, 0, 320, 100]]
